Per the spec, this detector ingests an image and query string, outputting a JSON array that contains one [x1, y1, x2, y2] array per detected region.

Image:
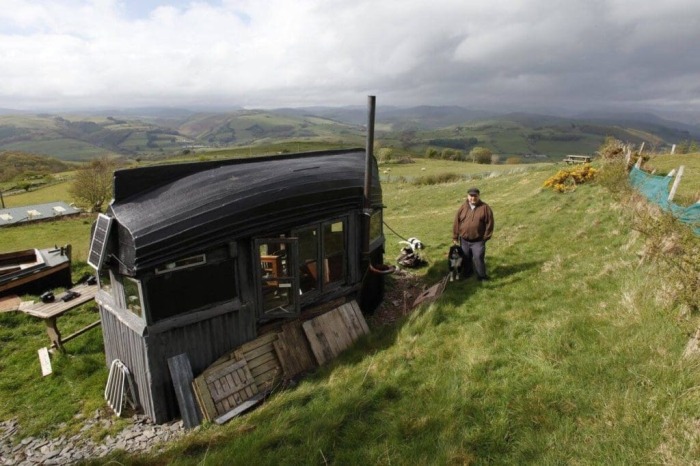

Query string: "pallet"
[[302, 300, 369, 366]]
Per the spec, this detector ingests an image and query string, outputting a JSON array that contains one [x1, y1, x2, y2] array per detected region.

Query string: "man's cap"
[[467, 187, 480, 195]]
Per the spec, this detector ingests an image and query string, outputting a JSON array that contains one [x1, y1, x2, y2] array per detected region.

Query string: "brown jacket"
[[453, 201, 494, 242]]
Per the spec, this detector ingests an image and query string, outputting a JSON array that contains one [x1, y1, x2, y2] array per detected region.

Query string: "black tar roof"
[[108, 149, 381, 273]]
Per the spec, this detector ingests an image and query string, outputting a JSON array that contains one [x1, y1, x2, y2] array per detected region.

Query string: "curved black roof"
[[108, 149, 381, 273]]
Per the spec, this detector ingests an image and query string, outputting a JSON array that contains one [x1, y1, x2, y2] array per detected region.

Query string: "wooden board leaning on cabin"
[[190, 300, 369, 424]]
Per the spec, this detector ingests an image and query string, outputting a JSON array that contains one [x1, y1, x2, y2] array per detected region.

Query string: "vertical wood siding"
[[100, 306, 256, 423]]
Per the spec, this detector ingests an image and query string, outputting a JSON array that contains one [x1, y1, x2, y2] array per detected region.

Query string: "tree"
[[469, 147, 493, 164], [69, 157, 116, 212]]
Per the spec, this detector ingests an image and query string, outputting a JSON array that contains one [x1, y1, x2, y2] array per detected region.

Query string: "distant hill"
[[0, 151, 71, 182], [0, 106, 698, 161]]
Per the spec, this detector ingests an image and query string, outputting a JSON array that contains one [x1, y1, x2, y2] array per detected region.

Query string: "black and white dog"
[[448, 244, 464, 281]]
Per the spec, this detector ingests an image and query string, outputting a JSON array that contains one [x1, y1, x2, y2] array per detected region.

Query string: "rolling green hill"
[[0, 107, 698, 162]]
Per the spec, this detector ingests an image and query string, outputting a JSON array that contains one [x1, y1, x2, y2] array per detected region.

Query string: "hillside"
[[1, 156, 698, 464], [0, 106, 698, 161], [0, 151, 71, 182]]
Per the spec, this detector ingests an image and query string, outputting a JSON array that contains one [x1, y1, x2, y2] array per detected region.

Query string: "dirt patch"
[[368, 268, 429, 326]]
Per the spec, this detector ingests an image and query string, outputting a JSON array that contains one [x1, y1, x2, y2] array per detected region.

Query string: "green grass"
[[2, 180, 74, 208], [644, 151, 700, 205], [0, 214, 106, 439], [2, 158, 700, 464]]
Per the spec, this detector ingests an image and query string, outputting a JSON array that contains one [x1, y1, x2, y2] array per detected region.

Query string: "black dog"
[[448, 245, 464, 281]]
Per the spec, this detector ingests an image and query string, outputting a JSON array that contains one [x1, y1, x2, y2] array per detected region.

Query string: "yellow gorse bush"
[[543, 164, 598, 192]]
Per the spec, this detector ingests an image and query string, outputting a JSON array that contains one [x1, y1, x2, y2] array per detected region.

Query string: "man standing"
[[452, 187, 494, 280]]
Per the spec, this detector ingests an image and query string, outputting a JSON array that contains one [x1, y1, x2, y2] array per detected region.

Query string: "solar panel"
[[88, 213, 113, 270]]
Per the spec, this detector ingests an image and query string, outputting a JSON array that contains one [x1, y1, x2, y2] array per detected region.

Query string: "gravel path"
[[0, 412, 186, 465]]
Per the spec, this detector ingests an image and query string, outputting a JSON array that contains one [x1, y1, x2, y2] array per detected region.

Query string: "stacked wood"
[[192, 300, 370, 423]]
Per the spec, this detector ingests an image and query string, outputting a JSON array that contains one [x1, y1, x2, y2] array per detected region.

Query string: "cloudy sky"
[[1, 0, 700, 116]]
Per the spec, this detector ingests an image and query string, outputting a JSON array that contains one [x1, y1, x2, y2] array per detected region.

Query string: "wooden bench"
[[21, 283, 100, 351], [562, 155, 592, 164]]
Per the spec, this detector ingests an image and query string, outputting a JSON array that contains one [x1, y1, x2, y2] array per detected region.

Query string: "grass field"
[[1, 155, 699, 464], [644, 152, 700, 205]]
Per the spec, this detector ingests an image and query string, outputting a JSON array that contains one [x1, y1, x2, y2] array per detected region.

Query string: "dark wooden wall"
[[100, 302, 256, 422]]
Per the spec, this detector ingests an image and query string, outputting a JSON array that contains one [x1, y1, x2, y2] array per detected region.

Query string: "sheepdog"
[[448, 244, 464, 281]]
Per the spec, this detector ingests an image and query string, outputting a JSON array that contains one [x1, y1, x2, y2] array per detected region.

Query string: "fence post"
[[668, 165, 685, 202]]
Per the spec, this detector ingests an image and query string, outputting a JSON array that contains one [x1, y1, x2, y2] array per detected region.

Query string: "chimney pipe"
[[363, 96, 376, 256]]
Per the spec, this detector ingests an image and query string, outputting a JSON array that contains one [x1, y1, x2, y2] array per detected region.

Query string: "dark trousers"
[[459, 238, 487, 278]]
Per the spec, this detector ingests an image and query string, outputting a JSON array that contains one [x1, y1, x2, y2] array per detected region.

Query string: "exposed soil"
[[367, 268, 428, 326]]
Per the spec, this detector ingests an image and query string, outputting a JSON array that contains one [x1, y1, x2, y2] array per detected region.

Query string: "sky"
[[1, 0, 700, 118]]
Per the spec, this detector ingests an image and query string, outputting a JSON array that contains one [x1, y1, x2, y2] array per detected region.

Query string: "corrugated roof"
[[0, 201, 82, 227], [108, 149, 382, 273]]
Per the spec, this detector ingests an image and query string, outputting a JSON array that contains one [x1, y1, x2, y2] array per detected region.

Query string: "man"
[[452, 187, 494, 280]]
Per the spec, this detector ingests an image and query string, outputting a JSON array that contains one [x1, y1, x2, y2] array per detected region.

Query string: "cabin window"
[[123, 277, 144, 318], [154, 254, 206, 274], [98, 268, 114, 298], [369, 209, 383, 245], [323, 221, 345, 285], [297, 227, 319, 294], [255, 238, 299, 319], [294, 218, 347, 301], [146, 258, 237, 323]]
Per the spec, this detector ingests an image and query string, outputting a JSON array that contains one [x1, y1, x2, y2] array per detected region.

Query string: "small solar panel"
[[88, 214, 113, 270]]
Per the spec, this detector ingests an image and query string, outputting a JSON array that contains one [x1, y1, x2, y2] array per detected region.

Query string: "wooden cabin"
[[89, 148, 386, 423]]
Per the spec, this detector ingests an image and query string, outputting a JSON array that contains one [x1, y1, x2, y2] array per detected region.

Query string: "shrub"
[[470, 147, 493, 164], [425, 148, 438, 159], [377, 148, 394, 163], [543, 164, 598, 192], [596, 158, 632, 199], [505, 156, 521, 165], [629, 195, 700, 312], [412, 173, 463, 186]]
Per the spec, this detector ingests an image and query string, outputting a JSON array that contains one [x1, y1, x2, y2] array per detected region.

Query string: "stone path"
[[0, 412, 186, 465]]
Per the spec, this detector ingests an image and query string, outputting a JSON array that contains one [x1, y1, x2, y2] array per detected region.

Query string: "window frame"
[[292, 216, 348, 304], [254, 237, 300, 320]]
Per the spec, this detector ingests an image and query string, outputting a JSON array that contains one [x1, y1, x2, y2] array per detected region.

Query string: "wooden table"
[[21, 283, 100, 351], [563, 155, 592, 164]]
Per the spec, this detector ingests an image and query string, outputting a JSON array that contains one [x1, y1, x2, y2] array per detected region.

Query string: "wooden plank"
[[330, 310, 352, 351], [249, 359, 281, 378], [238, 341, 276, 361], [338, 303, 362, 341], [205, 358, 248, 384], [273, 320, 316, 379], [348, 300, 370, 335], [319, 309, 352, 355], [303, 317, 336, 365], [22, 283, 97, 319], [167, 354, 202, 429], [236, 331, 278, 353], [208, 364, 257, 404], [246, 352, 277, 373], [214, 392, 266, 425]]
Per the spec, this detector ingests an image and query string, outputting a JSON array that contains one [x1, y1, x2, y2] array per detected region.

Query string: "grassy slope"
[[643, 152, 700, 204], [2, 158, 699, 464], [128, 163, 696, 464]]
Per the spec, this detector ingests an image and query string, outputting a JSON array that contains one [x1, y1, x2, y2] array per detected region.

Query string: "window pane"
[[123, 278, 143, 317], [98, 269, 113, 297], [323, 221, 345, 285], [297, 227, 319, 294], [261, 279, 295, 315], [146, 260, 237, 322], [256, 238, 298, 318], [369, 210, 383, 242]]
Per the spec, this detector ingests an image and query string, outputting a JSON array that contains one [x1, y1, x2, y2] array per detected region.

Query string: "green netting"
[[629, 166, 700, 235]]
